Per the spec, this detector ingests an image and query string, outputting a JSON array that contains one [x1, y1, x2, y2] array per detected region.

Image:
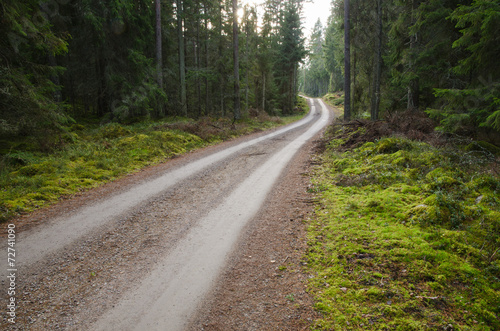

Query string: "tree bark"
[[244, 10, 249, 116], [407, 32, 419, 111], [155, 0, 164, 116], [232, 0, 241, 120], [344, 0, 351, 121], [195, 2, 201, 118], [407, 0, 419, 111], [176, 0, 187, 116], [204, 2, 210, 116], [262, 73, 266, 111], [370, 0, 382, 121]]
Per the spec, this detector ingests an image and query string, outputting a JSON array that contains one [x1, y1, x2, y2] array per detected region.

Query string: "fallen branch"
[[209, 124, 223, 130]]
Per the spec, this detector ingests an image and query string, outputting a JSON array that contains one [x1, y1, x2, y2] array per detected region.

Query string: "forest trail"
[[1, 98, 331, 330]]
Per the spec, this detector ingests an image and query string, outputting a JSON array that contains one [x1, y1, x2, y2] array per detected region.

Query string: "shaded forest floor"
[[305, 97, 500, 329], [0, 109, 306, 222]]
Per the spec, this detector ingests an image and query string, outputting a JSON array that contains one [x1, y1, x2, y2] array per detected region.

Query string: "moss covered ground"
[[306, 121, 500, 330], [0, 110, 305, 222]]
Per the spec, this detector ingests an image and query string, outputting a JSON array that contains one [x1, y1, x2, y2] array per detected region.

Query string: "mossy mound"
[[96, 123, 133, 139], [307, 124, 500, 330]]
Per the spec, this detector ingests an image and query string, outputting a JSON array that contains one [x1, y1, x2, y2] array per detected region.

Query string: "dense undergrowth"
[[0, 109, 305, 222], [307, 111, 500, 329]]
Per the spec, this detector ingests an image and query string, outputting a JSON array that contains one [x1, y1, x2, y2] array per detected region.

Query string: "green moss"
[[96, 123, 133, 139], [307, 134, 500, 330], [376, 137, 412, 154], [1, 112, 307, 221], [13, 161, 57, 176], [464, 140, 500, 156]]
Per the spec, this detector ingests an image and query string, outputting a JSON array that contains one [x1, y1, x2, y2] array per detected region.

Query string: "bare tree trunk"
[[352, 39, 356, 116], [293, 64, 298, 109], [155, 0, 164, 117], [407, 0, 419, 111], [195, 3, 201, 118], [218, 3, 224, 117], [370, 0, 382, 120], [407, 32, 419, 111], [262, 73, 266, 111], [232, 0, 241, 120], [177, 0, 187, 116], [244, 16, 249, 116], [204, 2, 210, 116], [303, 68, 307, 95], [344, 0, 351, 121]]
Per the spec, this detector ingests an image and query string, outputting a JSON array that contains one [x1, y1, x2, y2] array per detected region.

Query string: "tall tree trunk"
[[195, 3, 201, 118], [218, 3, 224, 117], [177, 0, 187, 116], [155, 0, 164, 116], [293, 64, 298, 108], [407, 32, 419, 111], [244, 17, 249, 116], [344, 0, 351, 121], [303, 68, 307, 95], [204, 3, 210, 116], [407, 0, 419, 111], [232, 0, 241, 120], [262, 73, 266, 111], [370, 0, 382, 120], [352, 39, 357, 116]]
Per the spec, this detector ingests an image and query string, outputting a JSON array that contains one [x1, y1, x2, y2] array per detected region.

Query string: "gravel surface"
[[188, 133, 326, 331], [1, 99, 334, 330]]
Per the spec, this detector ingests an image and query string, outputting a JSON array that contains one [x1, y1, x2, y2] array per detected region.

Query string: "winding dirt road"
[[1, 98, 331, 330]]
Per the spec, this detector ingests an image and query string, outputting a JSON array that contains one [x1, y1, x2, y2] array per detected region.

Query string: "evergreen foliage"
[[0, 0, 307, 148], [0, 0, 72, 139], [321, 0, 499, 140], [427, 0, 500, 133], [275, 1, 307, 113], [301, 20, 330, 97]]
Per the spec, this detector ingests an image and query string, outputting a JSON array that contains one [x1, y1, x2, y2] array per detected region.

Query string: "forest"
[[1, 0, 499, 145], [0, 0, 306, 144], [1, 1, 499, 328], [300, 1, 500, 328], [302, 0, 499, 142], [0, 0, 312, 221]]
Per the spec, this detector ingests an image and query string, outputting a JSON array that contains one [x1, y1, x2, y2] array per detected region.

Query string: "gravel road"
[[1, 98, 331, 330]]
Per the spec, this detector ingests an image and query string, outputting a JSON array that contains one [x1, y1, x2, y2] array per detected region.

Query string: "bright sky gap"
[[239, 0, 333, 39]]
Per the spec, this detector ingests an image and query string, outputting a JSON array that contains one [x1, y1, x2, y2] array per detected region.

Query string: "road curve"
[[2, 98, 323, 272], [1, 98, 331, 330]]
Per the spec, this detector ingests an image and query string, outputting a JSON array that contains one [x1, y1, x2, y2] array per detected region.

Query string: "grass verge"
[[323, 93, 345, 118], [306, 122, 500, 330], [0, 108, 306, 222]]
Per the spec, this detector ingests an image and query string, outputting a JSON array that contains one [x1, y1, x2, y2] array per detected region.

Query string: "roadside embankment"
[[306, 115, 500, 329]]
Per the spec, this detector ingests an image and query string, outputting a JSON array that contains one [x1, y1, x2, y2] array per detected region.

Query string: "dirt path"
[[1, 98, 333, 330], [188, 127, 326, 330]]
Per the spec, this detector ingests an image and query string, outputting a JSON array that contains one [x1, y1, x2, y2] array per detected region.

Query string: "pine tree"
[[0, 0, 71, 139], [344, 0, 351, 121], [275, 1, 306, 114], [232, 0, 241, 120], [302, 20, 329, 97], [177, 0, 187, 116]]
